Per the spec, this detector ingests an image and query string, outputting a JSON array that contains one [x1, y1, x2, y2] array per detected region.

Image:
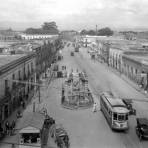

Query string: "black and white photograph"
[[0, 0, 148, 148]]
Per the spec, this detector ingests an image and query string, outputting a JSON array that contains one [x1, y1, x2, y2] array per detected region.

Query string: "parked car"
[[136, 118, 148, 141], [51, 124, 70, 148], [122, 99, 136, 115]]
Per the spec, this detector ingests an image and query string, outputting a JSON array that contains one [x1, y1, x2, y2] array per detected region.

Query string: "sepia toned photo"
[[0, 0, 148, 148]]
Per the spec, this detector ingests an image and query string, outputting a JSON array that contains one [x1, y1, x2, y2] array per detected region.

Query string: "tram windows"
[[113, 114, 128, 121], [113, 113, 117, 120], [104, 102, 108, 110], [125, 114, 128, 120], [22, 133, 40, 144], [118, 114, 125, 121]]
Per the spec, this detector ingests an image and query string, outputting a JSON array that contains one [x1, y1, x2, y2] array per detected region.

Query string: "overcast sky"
[[0, 0, 148, 30]]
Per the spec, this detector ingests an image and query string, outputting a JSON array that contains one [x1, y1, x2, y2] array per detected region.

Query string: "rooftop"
[[124, 54, 148, 65], [0, 41, 19, 48], [16, 112, 45, 130], [106, 97, 126, 107], [0, 54, 26, 68]]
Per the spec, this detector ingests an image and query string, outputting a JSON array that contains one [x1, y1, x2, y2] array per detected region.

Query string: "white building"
[[20, 34, 59, 40]]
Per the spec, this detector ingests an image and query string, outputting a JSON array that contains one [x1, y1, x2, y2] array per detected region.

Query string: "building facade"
[[0, 53, 36, 122], [97, 41, 110, 64], [109, 46, 124, 72], [20, 34, 58, 40], [122, 53, 148, 90]]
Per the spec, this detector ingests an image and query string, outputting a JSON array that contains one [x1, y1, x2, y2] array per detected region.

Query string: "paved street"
[[1, 42, 148, 148], [44, 42, 148, 148]]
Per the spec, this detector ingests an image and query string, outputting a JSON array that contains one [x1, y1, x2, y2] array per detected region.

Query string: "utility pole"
[[38, 83, 41, 103], [96, 25, 98, 35], [33, 102, 35, 112]]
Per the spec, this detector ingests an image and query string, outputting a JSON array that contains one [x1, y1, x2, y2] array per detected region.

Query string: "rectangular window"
[[113, 113, 117, 120], [18, 70, 21, 78], [118, 114, 125, 121], [12, 74, 15, 79], [125, 114, 128, 120], [135, 69, 137, 74]]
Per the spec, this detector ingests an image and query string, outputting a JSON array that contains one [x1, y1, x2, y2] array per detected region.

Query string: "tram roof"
[[113, 106, 129, 113], [101, 92, 125, 107], [106, 97, 126, 107]]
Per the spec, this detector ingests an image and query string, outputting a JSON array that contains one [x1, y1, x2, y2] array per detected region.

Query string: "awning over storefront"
[[19, 126, 40, 134]]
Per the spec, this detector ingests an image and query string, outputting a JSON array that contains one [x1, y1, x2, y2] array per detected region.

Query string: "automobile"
[[136, 118, 148, 140], [51, 124, 70, 148], [71, 52, 74, 56], [122, 99, 136, 115]]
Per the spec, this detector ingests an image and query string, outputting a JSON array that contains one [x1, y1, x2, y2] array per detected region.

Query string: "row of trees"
[[25, 22, 59, 34], [80, 27, 114, 36]]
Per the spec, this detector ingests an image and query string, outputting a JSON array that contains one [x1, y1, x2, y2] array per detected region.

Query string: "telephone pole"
[[96, 25, 98, 35]]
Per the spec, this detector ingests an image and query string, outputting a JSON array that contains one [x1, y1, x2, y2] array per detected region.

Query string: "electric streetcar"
[[100, 91, 129, 131]]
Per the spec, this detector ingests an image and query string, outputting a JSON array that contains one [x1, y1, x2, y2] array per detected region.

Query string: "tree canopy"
[[80, 27, 114, 36], [97, 27, 113, 36], [25, 21, 59, 34]]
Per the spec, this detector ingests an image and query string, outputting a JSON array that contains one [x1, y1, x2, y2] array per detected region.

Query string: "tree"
[[42, 21, 59, 34], [24, 21, 59, 34], [80, 29, 88, 35], [87, 30, 96, 35], [55, 38, 63, 51], [42, 22, 57, 30], [97, 27, 113, 36]]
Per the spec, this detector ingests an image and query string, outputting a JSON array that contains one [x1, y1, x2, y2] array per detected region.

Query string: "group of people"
[[0, 120, 16, 137], [4, 120, 16, 136]]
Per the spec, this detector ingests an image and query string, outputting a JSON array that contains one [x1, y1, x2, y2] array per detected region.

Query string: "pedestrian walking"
[[5, 121, 9, 135], [22, 101, 25, 109], [0, 123, 4, 137], [11, 143, 15, 148], [21, 100, 23, 108], [92, 102, 97, 112], [11, 120, 15, 135], [9, 123, 13, 136]]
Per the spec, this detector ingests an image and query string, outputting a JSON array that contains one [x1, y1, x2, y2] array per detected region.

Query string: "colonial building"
[[0, 53, 36, 122], [0, 29, 18, 41], [20, 34, 58, 40], [109, 46, 124, 72], [97, 41, 110, 64], [122, 52, 148, 91]]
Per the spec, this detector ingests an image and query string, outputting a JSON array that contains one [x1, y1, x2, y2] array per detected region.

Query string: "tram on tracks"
[[100, 91, 129, 131]]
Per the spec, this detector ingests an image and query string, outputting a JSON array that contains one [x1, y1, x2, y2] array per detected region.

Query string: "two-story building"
[[0, 53, 36, 122], [109, 46, 124, 72]]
